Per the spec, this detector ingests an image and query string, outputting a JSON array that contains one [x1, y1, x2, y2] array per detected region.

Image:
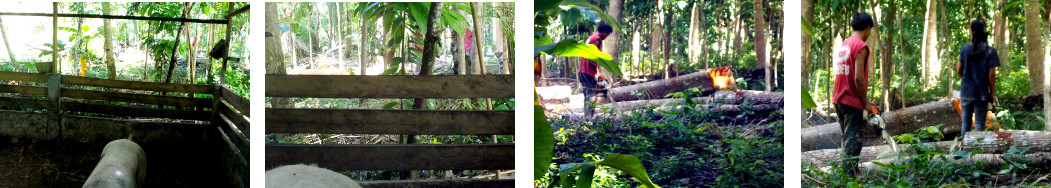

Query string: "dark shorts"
[[578, 72, 598, 100], [835, 104, 864, 176]]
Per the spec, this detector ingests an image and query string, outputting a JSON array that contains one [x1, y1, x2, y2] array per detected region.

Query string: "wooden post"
[[47, 74, 61, 141], [52, 2, 58, 74], [221, 3, 233, 85]]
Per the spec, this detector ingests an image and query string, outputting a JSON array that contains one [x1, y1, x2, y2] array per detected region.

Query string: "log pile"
[[801, 99, 961, 151], [803, 130, 1051, 167], [607, 67, 736, 102]]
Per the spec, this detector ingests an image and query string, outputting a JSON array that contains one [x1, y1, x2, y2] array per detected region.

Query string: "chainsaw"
[[866, 105, 900, 153]]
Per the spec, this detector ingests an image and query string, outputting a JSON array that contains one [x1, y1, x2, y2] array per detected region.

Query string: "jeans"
[[960, 99, 988, 139], [835, 104, 863, 176]]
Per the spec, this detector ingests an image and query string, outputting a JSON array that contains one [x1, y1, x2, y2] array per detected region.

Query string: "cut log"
[[859, 152, 1051, 172], [803, 130, 1051, 167], [601, 90, 783, 111], [607, 67, 734, 102], [801, 99, 960, 151]]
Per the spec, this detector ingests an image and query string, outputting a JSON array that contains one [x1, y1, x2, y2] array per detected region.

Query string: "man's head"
[[596, 22, 613, 39], [970, 19, 988, 44], [851, 12, 874, 39]]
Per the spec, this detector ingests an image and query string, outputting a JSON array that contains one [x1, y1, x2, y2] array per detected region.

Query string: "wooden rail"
[[358, 179, 514, 188], [266, 144, 515, 171], [265, 75, 515, 98], [266, 109, 514, 135]]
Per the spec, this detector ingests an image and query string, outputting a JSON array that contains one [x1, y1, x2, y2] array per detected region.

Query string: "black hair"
[[597, 22, 613, 33], [851, 12, 874, 31], [970, 19, 989, 56]]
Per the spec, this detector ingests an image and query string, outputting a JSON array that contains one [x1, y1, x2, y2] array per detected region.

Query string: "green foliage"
[[535, 102, 556, 180], [535, 39, 622, 76], [534, 0, 623, 77]]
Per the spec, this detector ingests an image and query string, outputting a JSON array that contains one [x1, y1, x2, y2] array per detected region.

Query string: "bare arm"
[[854, 47, 873, 113], [956, 61, 963, 77], [988, 67, 996, 102]]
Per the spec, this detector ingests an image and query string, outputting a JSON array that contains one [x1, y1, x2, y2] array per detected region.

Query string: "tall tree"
[[993, 0, 1009, 70], [266, 3, 291, 108], [1024, 0, 1045, 95], [882, 0, 895, 110], [921, 0, 940, 89], [802, 0, 813, 90], [755, 0, 769, 91], [603, 0, 624, 82], [103, 3, 115, 80], [0, 16, 12, 63], [359, 8, 367, 76]]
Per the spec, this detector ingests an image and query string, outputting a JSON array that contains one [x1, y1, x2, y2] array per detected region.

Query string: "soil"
[[0, 135, 233, 187]]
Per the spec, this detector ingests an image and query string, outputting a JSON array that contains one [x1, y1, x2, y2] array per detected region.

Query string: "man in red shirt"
[[580, 23, 613, 117], [832, 12, 875, 177]]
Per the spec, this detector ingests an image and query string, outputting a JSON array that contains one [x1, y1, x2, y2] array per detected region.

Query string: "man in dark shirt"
[[956, 19, 1000, 139]]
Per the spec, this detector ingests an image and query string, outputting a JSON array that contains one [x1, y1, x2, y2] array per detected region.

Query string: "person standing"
[[580, 22, 613, 117], [956, 19, 999, 138], [832, 12, 875, 177]]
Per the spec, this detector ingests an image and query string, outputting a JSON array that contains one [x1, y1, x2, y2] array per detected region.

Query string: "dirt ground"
[[0, 135, 234, 187]]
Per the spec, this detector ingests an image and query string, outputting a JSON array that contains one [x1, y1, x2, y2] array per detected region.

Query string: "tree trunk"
[[754, 0, 769, 91], [453, 27, 467, 75], [804, 130, 1051, 167], [607, 69, 722, 102], [880, 0, 896, 110], [801, 99, 961, 151], [801, 0, 813, 90], [359, 11, 366, 76], [859, 152, 1051, 173], [688, 3, 699, 68], [921, 0, 940, 89], [0, 17, 13, 63], [601, 90, 783, 111], [993, 0, 1008, 70], [471, 3, 485, 75], [103, 3, 115, 80], [664, 8, 673, 79], [266, 3, 291, 108], [1024, 0, 1046, 95], [603, 0, 624, 82], [490, 4, 508, 74], [164, 3, 191, 84]]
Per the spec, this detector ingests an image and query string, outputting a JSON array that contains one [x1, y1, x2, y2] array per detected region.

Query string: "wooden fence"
[[265, 74, 515, 187], [0, 71, 250, 186]]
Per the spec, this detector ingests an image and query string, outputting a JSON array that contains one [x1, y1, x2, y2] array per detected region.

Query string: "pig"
[[82, 139, 147, 188], [265, 164, 361, 188]]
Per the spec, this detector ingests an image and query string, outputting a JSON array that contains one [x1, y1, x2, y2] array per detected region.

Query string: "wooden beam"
[[62, 102, 210, 120], [0, 96, 46, 109], [0, 71, 47, 82], [0, 12, 228, 24], [218, 114, 249, 160], [265, 144, 514, 171], [264, 75, 515, 98], [265, 109, 514, 135], [359, 179, 514, 188], [62, 75, 212, 94], [220, 100, 249, 138], [221, 86, 250, 117], [226, 5, 249, 19], [0, 84, 46, 95], [62, 88, 212, 108]]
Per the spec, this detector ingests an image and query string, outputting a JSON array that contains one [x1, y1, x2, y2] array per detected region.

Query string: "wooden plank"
[[62, 102, 210, 120], [217, 116, 250, 161], [265, 109, 514, 135], [221, 86, 250, 117], [359, 179, 514, 188], [265, 144, 514, 171], [0, 71, 47, 82], [0, 96, 46, 109], [265, 75, 514, 98], [220, 100, 250, 138], [62, 76, 212, 94], [63, 88, 212, 108], [0, 84, 46, 95]]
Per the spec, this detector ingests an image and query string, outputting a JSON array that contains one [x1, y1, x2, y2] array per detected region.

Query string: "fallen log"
[[607, 67, 735, 102], [802, 130, 1051, 167], [801, 99, 961, 151], [859, 152, 1051, 172], [601, 90, 783, 111]]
